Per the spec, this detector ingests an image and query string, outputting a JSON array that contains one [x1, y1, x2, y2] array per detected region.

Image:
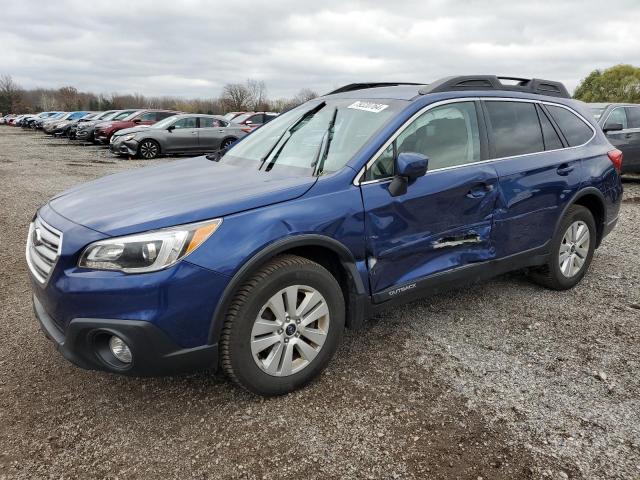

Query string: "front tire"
[[138, 139, 160, 159], [220, 137, 236, 150], [220, 255, 344, 396], [529, 205, 596, 290]]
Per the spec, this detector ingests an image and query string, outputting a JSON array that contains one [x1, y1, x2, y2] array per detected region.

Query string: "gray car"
[[109, 114, 247, 159], [589, 102, 640, 174]]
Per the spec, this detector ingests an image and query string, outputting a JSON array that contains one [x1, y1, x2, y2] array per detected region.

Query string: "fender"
[[207, 234, 368, 344], [553, 186, 606, 246]]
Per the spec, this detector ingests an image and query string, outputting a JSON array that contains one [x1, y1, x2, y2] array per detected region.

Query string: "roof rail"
[[325, 82, 423, 95], [418, 75, 570, 98]]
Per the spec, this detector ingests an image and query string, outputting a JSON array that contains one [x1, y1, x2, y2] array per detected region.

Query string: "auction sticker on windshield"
[[347, 101, 389, 113]]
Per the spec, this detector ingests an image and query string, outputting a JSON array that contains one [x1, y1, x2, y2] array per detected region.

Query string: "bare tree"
[[246, 79, 268, 110], [221, 83, 252, 111], [0, 74, 23, 114], [293, 88, 318, 104], [56, 86, 80, 110]]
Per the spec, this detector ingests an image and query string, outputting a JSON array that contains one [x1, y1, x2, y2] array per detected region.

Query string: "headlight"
[[78, 219, 222, 273], [123, 134, 136, 141]]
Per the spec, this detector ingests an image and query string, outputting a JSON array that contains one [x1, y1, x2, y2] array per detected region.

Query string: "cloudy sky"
[[1, 0, 639, 99]]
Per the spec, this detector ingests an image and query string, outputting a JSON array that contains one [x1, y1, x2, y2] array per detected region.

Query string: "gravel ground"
[[0, 127, 638, 480]]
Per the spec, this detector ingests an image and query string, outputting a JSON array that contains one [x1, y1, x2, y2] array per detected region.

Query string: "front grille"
[[26, 216, 63, 284]]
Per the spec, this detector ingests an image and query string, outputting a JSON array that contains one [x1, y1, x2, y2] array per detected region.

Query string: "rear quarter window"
[[546, 105, 593, 147]]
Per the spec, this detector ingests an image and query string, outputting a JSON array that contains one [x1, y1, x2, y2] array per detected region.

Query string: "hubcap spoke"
[[299, 326, 327, 347], [280, 342, 294, 376], [301, 302, 329, 328], [283, 286, 299, 317], [295, 338, 319, 362], [262, 342, 284, 375], [251, 334, 280, 356], [252, 318, 281, 336]]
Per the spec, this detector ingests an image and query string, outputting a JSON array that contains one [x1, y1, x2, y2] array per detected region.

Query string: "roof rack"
[[418, 75, 570, 98], [325, 82, 423, 95]]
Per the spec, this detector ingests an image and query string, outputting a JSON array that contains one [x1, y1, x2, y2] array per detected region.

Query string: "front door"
[[359, 100, 499, 296], [166, 117, 199, 152]]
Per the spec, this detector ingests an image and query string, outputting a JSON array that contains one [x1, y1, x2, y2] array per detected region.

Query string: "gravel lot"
[[0, 127, 638, 480]]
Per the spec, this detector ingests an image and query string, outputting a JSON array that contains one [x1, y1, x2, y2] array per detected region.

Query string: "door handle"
[[556, 164, 574, 176], [191, 131, 198, 135], [218, 129, 225, 133], [466, 183, 494, 199], [625, 133, 633, 139]]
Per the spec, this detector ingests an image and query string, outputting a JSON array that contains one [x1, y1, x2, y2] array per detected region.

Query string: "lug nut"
[[295, 319, 300, 324], [278, 329, 283, 334], [284, 338, 289, 343]]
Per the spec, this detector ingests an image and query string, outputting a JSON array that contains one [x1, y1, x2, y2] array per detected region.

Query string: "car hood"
[[49, 156, 317, 236], [113, 125, 152, 137]]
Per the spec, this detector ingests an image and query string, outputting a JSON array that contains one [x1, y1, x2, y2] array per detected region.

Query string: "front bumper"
[[33, 295, 219, 375], [110, 137, 138, 156]]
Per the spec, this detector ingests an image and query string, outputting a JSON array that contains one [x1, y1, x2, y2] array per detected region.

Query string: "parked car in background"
[[75, 110, 137, 143], [69, 111, 114, 139], [590, 102, 640, 174], [43, 111, 90, 134], [231, 111, 279, 132], [26, 75, 622, 396], [223, 112, 246, 121], [109, 114, 247, 159], [94, 109, 180, 144], [8, 114, 30, 126], [33, 112, 66, 130], [0, 114, 16, 124], [24, 112, 64, 129], [50, 112, 98, 137]]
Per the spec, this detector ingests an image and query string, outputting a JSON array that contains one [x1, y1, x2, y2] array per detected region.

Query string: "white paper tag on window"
[[347, 101, 389, 113]]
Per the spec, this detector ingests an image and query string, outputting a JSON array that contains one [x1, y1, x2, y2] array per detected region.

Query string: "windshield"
[[221, 98, 403, 176], [114, 110, 140, 121], [590, 107, 606, 120], [232, 113, 253, 124], [151, 116, 179, 129]]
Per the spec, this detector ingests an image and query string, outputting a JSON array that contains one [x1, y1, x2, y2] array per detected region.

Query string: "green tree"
[[574, 64, 640, 103]]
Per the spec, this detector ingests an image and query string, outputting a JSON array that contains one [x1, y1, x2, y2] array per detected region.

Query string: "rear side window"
[[546, 105, 594, 146], [139, 112, 158, 121], [625, 107, 640, 128], [536, 105, 563, 150], [485, 101, 544, 157]]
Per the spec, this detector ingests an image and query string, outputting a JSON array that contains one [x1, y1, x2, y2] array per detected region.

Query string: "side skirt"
[[370, 244, 549, 312]]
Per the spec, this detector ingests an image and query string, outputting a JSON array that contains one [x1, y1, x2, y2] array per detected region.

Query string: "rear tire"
[[529, 205, 596, 290], [220, 255, 344, 396]]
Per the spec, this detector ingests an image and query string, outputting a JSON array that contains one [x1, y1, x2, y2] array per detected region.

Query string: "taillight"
[[607, 149, 623, 173]]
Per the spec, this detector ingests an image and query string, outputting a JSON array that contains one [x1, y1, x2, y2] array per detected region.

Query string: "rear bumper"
[[33, 294, 219, 376]]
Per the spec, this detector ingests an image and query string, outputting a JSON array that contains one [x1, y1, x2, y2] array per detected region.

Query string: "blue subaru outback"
[[27, 76, 623, 396]]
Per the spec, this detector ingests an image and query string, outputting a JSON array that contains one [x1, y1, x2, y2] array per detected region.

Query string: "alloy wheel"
[[559, 220, 590, 278], [140, 141, 159, 159], [250, 285, 330, 377]]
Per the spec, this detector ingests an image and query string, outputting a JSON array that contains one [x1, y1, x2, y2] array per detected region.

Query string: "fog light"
[[108, 335, 132, 363]]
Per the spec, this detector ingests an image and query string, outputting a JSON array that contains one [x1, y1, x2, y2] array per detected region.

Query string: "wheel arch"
[[208, 235, 369, 345], [558, 187, 607, 247]]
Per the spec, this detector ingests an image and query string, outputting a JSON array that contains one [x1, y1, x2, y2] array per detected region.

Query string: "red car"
[[231, 112, 279, 132], [94, 110, 180, 144]]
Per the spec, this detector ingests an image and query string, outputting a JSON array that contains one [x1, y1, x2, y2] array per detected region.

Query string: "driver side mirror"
[[388, 152, 429, 197], [603, 122, 623, 133], [167, 125, 175, 132], [133, 118, 142, 124]]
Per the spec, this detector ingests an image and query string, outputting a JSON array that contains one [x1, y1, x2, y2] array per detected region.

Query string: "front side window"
[[546, 105, 594, 147], [485, 101, 544, 158], [604, 107, 628, 130], [172, 117, 197, 129], [365, 102, 481, 181]]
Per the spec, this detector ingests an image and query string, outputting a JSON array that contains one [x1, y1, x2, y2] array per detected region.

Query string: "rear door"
[[360, 100, 499, 296], [623, 106, 640, 172], [602, 107, 631, 160], [197, 117, 226, 150], [486, 100, 589, 257]]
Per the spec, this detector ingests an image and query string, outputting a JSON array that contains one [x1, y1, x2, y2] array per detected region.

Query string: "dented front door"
[[361, 164, 499, 295]]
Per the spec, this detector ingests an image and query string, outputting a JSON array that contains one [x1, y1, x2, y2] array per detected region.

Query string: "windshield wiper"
[[312, 107, 338, 176], [260, 101, 326, 171]]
